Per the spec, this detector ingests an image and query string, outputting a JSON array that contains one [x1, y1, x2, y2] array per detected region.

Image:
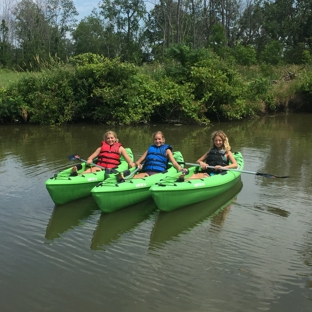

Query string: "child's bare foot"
[[176, 175, 185, 182], [116, 172, 125, 182], [70, 166, 78, 177]]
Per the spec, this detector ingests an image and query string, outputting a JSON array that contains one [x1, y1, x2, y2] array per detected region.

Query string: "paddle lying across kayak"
[[91, 151, 185, 213], [45, 148, 134, 205], [150, 151, 245, 212]]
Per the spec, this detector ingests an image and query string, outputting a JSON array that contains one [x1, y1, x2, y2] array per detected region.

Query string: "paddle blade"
[[256, 172, 289, 179], [67, 154, 80, 161]]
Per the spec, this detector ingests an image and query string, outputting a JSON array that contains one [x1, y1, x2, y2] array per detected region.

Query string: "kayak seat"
[[122, 169, 131, 177], [176, 176, 184, 182]]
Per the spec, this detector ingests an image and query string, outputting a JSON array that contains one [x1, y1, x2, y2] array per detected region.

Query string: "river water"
[[0, 114, 311, 312]]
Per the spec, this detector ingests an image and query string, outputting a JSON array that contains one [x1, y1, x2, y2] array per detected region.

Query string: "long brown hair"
[[210, 130, 231, 151]]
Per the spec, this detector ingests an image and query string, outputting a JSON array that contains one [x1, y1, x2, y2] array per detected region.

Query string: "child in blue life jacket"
[[71, 130, 135, 176], [178, 130, 238, 181], [132, 131, 184, 178]]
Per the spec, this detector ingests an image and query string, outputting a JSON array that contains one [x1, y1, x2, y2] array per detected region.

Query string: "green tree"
[[259, 40, 283, 65], [43, 0, 79, 58], [12, 0, 78, 69], [260, 0, 312, 63], [72, 13, 107, 55], [99, 0, 147, 63], [13, 0, 51, 68], [231, 44, 257, 66], [209, 23, 227, 57], [0, 19, 10, 67]]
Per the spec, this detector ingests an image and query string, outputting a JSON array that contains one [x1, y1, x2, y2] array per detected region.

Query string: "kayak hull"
[[45, 148, 133, 205], [150, 151, 244, 212], [91, 151, 184, 213]]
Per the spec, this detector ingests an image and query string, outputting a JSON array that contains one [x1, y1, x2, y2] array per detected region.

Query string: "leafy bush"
[[152, 76, 205, 124], [28, 70, 76, 124], [1, 51, 310, 125], [1, 69, 77, 124], [231, 45, 257, 67], [259, 40, 283, 65], [0, 88, 25, 123]]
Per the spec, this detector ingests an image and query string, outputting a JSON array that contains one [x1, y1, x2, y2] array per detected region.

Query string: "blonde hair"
[[210, 130, 231, 151], [103, 130, 119, 142], [152, 131, 165, 143]]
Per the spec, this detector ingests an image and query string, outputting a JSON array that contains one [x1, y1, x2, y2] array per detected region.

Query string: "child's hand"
[[180, 169, 189, 175], [199, 161, 207, 170], [136, 163, 143, 169]]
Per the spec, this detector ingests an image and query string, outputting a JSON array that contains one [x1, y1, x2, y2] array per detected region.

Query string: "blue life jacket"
[[143, 144, 172, 172]]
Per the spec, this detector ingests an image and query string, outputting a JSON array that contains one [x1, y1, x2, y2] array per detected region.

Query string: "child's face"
[[105, 134, 117, 145], [213, 135, 223, 148], [154, 134, 164, 146]]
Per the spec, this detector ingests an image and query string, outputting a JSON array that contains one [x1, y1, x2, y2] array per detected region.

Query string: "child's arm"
[[86, 147, 101, 164], [120, 147, 135, 168], [196, 151, 209, 170], [135, 151, 147, 168], [167, 149, 183, 171], [226, 151, 238, 169]]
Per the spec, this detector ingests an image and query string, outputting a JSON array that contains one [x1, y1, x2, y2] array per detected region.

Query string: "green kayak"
[[91, 151, 184, 213], [45, 148, 134, 205], [149, 151, 244, 212]]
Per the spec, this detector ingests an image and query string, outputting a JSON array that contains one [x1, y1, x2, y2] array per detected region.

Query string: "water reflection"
[[254, 204, 290, 217], [2, 115, 312, 312], [45, 197, 98, 241], [1, 115, 312, 191], [91, 199, 157, 250], [149, 178, 243, 248]]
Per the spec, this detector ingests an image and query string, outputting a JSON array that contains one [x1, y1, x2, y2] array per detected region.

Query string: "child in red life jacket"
[[71, 130, 135, 175], [132, 131, 184, 179]]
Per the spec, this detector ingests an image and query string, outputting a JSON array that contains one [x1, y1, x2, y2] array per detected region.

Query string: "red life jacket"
[[97, 141, 122, 169]]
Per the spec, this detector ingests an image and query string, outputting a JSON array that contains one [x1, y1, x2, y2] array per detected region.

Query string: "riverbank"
[[1, 54, 311, 125]]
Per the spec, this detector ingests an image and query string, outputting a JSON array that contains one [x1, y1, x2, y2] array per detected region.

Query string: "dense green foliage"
[[1, 49, 311, 125]]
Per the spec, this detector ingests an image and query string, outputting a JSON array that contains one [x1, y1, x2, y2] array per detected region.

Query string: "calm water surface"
[[0, 114, 311, 312]]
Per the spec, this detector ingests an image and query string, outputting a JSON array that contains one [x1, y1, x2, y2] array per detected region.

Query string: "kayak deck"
[[150, 151, 244, 211], [45, 148, 133, 205], [91, 151, 184, 213]]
